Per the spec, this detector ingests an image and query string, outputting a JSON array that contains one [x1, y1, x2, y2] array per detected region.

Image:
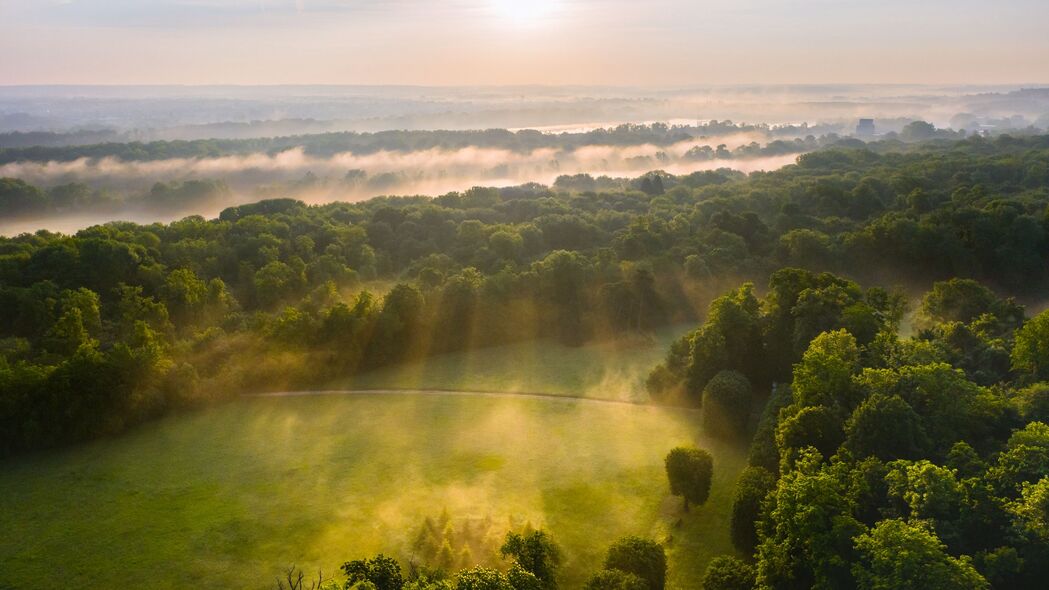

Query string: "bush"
[[602, 537, 667, 590], [702, 556, 756, 590]]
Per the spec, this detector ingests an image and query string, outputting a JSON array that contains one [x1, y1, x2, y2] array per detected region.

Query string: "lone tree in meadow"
[[664, 446, 714, 512]]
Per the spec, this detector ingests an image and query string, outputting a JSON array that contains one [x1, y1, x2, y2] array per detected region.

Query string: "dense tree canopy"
[[659, 269, 1049, 589]]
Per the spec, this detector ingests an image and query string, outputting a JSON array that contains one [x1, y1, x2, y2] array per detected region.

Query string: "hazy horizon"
[[2, 0, 1047, 87], [3, 4, 1049, 590]]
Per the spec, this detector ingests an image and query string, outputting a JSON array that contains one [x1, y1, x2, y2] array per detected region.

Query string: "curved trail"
[[245, 388, 701, 413]]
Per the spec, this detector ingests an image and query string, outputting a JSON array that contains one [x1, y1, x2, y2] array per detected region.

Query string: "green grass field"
[[337, 326, 692, 400], [0, 327, 750, 590], [0, 395, 744, 589]]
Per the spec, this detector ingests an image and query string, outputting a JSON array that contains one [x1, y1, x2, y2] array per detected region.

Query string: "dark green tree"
[[702, 556, 756, 590], [843, 394, 929, 461], [499, 531, 561, 590], [920, 279, 1003, 326], [582, 570, 647, 590], [1018, 383, 1049, 424], [602, 537, 667, 590], [665, 446, 714, 511], [702, 370, 753, 437], [776, 405, 845, 463], [730, 466, 776, 554], [900, 120, 937, 142], [685, 284, 764, 396], [342, 555, 404, 590], [0, 177, 48, 214]]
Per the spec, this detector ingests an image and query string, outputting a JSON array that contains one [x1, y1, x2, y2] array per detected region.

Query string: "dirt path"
[[244, 388, 699, 412]]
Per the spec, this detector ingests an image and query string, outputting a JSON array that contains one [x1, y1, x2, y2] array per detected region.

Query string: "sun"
[[491, 0, 558, 25]]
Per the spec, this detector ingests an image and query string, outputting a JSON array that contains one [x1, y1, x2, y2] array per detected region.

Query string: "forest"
[[648, 271, 1048, 589], [0, 120, 987, 222], [309, 269, 1049, 590], [2, 133, 1049, 451], [2, 132, 1049, 589], [0, 121, 844, 165], [0, 123, 849, 221]]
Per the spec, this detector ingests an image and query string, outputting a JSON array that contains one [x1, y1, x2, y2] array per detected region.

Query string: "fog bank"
[[0, 138, 800, 236]]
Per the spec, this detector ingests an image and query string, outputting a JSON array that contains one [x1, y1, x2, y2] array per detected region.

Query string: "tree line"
[[0, 121, 845, 165], [277, 529, 668, 590], [3, 134, 1049, 455]]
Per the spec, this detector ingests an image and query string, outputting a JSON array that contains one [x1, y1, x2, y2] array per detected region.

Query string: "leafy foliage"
[[702, 370, 754, 438], [702, 556, 756, 590], [662, 269, 1049, 589], [852, 520, 988, 590], [601, 537, 667, 590], [664, 446, 714, 511], [5, 134, 1049, 454]]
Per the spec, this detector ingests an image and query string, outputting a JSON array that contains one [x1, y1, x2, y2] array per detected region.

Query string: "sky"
[[0, 0, 1047, 86]]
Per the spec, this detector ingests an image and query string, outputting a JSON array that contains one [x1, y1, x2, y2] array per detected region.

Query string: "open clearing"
[[0, 391, 744, 590], [0, 327, 746, 589], [334, 326, 692, 400]]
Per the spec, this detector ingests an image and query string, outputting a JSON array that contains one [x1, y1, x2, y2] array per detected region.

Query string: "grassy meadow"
[[0, 393, 745, 589], [335, 326, 692, 400], [0, 325, 752, 589]]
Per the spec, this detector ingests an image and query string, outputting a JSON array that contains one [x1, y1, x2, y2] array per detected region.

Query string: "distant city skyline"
[[1, 0, 1047, 86]]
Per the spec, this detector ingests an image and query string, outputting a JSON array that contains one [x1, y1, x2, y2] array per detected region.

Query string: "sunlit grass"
[[0, 391, 744, 589], [337, 325, 691, 400], [0, 323, 736, 589]]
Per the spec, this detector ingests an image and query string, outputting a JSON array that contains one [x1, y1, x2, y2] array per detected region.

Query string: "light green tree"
[[853, 519, 988, 590]]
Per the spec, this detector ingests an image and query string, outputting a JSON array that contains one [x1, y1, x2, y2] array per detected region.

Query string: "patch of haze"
[[0, 131, 779, 188], [5, 85, 1046, 137], [508, 119, 708, 134], [0, 134, 801, 235], [264, 394, 709, 585]]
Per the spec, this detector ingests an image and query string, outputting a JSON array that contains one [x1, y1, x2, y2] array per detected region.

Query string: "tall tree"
[[730, 466, 776, 555], [665, 447, 714, 511], [1014, 311, 1049, 381], [500, 531, 561, 590]]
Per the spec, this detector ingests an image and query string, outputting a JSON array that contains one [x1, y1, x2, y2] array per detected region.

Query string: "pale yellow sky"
[[1, 0, 1047, 86]]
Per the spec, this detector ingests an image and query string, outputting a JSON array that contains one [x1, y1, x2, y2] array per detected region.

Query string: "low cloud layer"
[[0, 132, 785, 190], [0, 135, 801, 235]]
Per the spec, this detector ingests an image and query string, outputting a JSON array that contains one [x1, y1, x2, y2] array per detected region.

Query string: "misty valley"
[[0, 123, 857, 236], [2, 96, 1049, 588]]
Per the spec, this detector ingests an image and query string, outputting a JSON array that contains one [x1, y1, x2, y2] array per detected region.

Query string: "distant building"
[[856, 119, 876, 137]]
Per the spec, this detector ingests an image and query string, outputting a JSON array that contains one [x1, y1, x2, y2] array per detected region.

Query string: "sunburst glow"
[[491, 0, 558, 25]]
